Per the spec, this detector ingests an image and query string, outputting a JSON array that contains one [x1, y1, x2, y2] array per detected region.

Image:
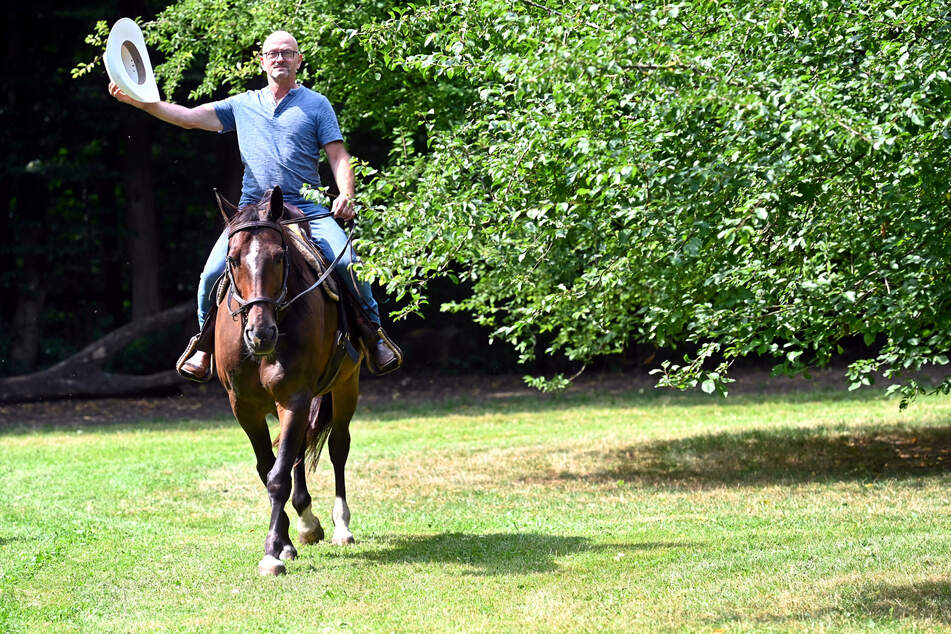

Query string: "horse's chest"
[[259, 360, 289, 388], [224, 358, 287, 398]]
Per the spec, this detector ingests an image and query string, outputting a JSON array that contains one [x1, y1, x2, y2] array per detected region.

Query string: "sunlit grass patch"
[[1, 388, 950, 631]]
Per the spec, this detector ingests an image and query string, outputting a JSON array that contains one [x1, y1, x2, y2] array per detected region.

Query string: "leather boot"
[[353, 315, 402, 376], [181, 350, 212, 382], [176, 306, 217, 383], [366, 332, 400, 375]]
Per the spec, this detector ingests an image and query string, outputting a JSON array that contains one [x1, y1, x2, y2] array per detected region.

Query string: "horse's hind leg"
[[328, 385, 359, 545], [292, 443, 324, 544]]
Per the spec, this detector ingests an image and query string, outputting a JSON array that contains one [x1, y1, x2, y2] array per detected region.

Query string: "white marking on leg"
[[280, 544, 297, 561], [258, 554, 286, 576], [331, 496, 354, 545], [297, 504, 324, 544]]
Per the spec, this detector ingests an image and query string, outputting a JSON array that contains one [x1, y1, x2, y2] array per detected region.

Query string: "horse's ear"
[[215, 189, 238, 221], [268, 186, 284, 222]]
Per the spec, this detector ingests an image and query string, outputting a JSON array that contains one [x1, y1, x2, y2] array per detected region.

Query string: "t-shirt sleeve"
[[314, 96, 344, 148], [212, 96, 237, 133]]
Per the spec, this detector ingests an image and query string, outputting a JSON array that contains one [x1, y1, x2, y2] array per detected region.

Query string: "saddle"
[[282, 203, 341, 303]]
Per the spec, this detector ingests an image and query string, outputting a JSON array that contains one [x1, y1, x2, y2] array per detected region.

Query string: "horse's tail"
[[305, 393, 333, 471]]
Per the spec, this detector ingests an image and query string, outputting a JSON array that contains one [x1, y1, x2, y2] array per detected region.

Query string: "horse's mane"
[[225, 189, 315, 286], [228, 196, 272, 227]]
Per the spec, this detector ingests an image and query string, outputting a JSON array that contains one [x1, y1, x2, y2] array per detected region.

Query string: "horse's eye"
[[227, 256, 238, 268]]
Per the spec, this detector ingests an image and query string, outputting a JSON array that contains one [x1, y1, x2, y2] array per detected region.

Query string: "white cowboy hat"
[[103, 18, 160, 103]]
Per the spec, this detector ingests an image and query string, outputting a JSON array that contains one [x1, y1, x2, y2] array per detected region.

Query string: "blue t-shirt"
[[213, 86, 343, 208]]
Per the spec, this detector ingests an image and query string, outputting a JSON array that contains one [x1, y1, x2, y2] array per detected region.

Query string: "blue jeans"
[[196, 209, 380, 328]]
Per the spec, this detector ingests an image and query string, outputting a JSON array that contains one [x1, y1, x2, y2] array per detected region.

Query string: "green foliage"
[[357, 0, 951, 403], [85, 0, 951, 399]]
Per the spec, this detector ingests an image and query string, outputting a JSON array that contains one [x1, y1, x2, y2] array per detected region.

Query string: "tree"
[[1, 0, 245, 382], [86, 0, 951, 403], [120, 0, 164, 320], [2, 1, 121, 375]]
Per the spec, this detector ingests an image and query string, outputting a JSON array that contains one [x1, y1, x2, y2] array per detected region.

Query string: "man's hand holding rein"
[[332, 193, 356, 221]]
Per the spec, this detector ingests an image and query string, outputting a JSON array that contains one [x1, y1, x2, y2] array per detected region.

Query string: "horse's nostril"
[[245, 325, 277, 349]]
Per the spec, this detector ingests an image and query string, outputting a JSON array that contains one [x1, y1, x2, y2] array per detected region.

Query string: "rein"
[[225, 212, 356, 321]]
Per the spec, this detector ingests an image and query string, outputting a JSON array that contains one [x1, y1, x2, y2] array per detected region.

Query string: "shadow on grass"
[[0, 381, 912, 434], [316, 532, 692, 576], [358, 387, 892, 422], [552, 424, 951, 488], [745, 579, 951, 626], [849, 579, 951, 623]]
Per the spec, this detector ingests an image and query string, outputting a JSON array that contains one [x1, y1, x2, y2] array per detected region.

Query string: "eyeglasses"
[[263, 49, 299, 60]]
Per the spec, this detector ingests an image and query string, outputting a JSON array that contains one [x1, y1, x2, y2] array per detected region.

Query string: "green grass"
[[1, 387, 950, 632]]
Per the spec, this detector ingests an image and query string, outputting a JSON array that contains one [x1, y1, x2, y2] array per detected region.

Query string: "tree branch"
[[0, 301, 195, 403]]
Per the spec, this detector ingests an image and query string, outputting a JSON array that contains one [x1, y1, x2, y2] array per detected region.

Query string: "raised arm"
[[108, 81, 223, 132]]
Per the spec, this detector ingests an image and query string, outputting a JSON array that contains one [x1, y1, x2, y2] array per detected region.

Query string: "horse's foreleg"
[[292, 444, 324, 544], [234, 401, 275, 486], [259, 397, 310, 575]]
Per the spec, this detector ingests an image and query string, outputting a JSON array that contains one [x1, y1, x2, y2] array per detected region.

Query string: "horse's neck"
[[287, 246, 318, 293]]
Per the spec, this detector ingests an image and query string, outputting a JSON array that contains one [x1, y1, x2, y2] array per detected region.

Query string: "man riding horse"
[[108, 29, 400, 378]]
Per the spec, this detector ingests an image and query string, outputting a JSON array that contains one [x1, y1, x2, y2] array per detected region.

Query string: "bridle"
[[225, 218, 289, 321], [225, 211, 356, 322]]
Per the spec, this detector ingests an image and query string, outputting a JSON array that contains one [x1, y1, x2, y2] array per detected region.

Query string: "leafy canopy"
[[81, 0, 951, 402]]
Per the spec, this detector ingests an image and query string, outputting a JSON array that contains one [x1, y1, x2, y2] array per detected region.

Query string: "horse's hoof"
[[297, 507, 324, 544], [258, 555, 287, 576], [331, 531, 355, 546], [298, 527, 324, 544], [279, 544, 297, 561]]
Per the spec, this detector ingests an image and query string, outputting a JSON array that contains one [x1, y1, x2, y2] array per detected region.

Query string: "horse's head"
[[217, 186, 288, 357]]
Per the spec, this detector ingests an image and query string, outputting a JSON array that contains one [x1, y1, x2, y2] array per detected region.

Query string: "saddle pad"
[[285, 225, 340, 302]]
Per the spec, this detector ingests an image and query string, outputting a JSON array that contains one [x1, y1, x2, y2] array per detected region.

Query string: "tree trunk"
[[123, 114, 162, 320], [8, 266, 46, 374], [2, 3, 46, 375]]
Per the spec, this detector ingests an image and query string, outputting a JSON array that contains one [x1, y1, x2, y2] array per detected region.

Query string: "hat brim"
[[104, 18, 160, 103]]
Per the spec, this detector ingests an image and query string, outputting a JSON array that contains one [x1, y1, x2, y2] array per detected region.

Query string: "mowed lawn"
[[1, 385, 950, 632]]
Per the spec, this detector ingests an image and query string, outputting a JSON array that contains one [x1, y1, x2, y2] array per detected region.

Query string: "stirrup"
[[361, 327, 403, 376], [175, 334, 215, 383]]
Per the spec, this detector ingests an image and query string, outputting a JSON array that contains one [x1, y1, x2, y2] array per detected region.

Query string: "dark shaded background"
[[1, 1, 554, 383]]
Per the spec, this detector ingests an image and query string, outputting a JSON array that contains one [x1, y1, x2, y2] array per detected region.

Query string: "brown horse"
[[214, 186, 361, 576]]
